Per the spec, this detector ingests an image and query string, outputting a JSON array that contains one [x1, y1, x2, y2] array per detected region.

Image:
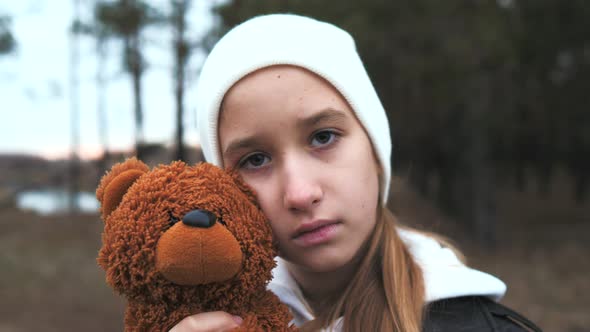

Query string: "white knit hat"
[[196, 14, 392, 203]]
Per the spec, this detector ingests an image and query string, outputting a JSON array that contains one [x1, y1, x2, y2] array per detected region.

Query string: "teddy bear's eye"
[[168, 212, 180, 227]]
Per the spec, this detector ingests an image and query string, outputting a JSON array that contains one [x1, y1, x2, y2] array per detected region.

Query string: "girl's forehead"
[[220, 66, 350, 118], [227, 66, 341, 97]]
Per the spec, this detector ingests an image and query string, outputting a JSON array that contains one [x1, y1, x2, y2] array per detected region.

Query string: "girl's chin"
[[283, 249, 356, 274]]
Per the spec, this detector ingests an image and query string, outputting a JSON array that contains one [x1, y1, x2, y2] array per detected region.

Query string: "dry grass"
[[477, 173, 590, 332], [0, 209, 124, 332]]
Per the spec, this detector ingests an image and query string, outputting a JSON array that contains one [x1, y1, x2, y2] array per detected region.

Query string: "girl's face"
[[218, 65, 380, 273]]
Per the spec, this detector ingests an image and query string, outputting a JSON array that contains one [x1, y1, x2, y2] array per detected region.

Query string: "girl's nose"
[[282, 166, 323, 212]]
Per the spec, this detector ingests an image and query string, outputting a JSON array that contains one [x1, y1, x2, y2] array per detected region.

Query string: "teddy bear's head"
[[96, 158, 277, 306]]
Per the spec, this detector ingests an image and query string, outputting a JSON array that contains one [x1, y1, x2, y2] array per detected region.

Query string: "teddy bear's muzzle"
[[155, 221, 243, 285]]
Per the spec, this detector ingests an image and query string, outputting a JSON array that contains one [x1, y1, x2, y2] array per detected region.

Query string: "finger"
[[169, 311, 243, 332]]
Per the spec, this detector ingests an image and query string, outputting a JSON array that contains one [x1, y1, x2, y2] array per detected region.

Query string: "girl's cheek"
[[248, 182, 276, 216]]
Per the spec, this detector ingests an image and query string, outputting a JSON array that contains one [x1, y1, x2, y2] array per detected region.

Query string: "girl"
[[171, 14, 540, 332]]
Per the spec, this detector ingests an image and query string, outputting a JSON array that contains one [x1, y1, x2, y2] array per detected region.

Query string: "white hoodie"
[[267, 228, 507, 330]]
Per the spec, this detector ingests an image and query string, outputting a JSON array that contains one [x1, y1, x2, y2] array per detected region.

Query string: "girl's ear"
[[96, 157, 149, 220]]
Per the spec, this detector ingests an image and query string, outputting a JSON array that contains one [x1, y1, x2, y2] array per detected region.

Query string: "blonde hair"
[[301, 206, 426, 332]]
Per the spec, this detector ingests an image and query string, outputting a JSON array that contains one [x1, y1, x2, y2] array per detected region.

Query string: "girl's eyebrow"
[[223, 108, 348, 157], [223, 136, 265, 158], [298, 108, 348, 128]]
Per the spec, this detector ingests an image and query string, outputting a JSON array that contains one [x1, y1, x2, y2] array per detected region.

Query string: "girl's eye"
[[239, 153, 270, 169], [311, 130, 337, 147]]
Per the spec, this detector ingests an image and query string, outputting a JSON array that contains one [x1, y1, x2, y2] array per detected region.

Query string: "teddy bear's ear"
[[96, 157, 149, 220]]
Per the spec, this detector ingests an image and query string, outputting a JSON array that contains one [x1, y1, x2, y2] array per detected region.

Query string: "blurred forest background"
[[1, 0, 589, 331]]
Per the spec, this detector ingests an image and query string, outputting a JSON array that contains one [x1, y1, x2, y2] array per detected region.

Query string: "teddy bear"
[[96, 158, 295, 331]]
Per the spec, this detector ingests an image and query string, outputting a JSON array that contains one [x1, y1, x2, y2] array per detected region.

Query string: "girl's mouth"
[[292, 220, 341, 247]]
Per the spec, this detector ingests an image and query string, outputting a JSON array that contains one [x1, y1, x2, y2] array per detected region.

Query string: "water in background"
[[16, 189, 99, 215]]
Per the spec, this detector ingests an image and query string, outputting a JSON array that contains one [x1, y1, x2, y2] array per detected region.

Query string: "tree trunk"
[[126, 33, 144, 159], [173, 0, 190, 162], [96, 32, 110, 176], [68, 0, 81, 214], [466, 74, 497, 247]]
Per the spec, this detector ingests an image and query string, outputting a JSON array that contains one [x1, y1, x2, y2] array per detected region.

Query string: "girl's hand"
[[169, 311, 243, 332]]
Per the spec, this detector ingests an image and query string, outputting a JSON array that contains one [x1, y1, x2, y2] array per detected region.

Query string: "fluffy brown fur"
[[96, 158, 295, 331]]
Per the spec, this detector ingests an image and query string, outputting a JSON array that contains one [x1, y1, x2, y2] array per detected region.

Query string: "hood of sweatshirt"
[[267, 228, 506, 327]]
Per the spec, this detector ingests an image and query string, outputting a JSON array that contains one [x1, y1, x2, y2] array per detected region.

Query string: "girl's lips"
[[292, 221, 341, 247]]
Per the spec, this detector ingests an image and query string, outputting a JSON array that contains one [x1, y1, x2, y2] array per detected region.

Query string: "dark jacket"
[[423, 296, 542, 332]]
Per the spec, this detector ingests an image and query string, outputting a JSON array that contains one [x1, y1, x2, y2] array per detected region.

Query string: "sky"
[[0, 0, 219, 159]]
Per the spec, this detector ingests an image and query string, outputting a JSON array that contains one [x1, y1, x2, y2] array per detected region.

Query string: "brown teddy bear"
[[96, 158, 295, 331]]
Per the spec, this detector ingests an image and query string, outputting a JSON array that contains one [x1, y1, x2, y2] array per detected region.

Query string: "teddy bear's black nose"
[[182, 209, 216, 228]]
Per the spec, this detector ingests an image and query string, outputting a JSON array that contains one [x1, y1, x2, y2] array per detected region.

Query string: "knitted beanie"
[[196, 14, 392, 203]]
